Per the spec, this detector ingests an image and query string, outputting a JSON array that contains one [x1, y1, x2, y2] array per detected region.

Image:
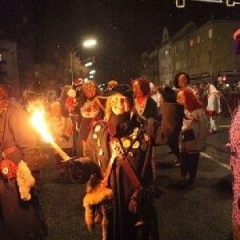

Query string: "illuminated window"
[[197, 36, 200, 44], [0, 54, 1, 61], [189, 39, 194, 47], [208, 28, 212, 39]]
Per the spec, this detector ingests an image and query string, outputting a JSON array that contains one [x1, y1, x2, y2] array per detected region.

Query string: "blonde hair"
[[104, 93, 132, 121]]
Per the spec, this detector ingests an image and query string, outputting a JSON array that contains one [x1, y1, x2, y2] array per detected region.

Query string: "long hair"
[[104, 93, 133, 121], [182, 88, 204, 112], [131, 78, 151, 96]]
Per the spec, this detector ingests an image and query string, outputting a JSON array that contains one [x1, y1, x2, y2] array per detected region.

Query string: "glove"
[[16, 160, 35, 201], [0, 159, 17, 179]]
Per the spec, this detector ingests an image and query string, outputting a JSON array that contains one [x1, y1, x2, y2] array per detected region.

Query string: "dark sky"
[[0, 0, 239, 83]]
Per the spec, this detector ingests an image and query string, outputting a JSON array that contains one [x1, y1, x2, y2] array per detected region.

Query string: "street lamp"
[[70, 38, 97, 84], [82, 39, 97, 48]]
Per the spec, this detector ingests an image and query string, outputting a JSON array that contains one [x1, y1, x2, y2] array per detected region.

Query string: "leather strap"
[[114, 138, 142, 190]]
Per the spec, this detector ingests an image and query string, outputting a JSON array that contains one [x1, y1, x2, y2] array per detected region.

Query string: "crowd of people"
[[0, 27, 238, 240]]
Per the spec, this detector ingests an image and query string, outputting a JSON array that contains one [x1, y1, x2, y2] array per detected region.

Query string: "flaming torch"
[[30, 107, 71, 162]]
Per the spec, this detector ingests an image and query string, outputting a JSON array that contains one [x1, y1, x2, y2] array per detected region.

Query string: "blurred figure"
[[177, 88, 208, 188], [76, 81, 105, 157], [107, 80, 118, 92], [205, 83, 221, 134], [0, 80, 47, 239], [233, 28, 240, 55], [48, 101, 73, 179], [131, 78, 158, 179], [149, 82, 162, 117], [174, 72, 191, 91], [131, 78, 158, 121], [159, 86, 185, 167]]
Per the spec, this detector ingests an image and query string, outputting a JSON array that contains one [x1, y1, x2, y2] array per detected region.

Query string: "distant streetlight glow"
[[70, 38, 97, 84], [85, 62, 93, 67], [89, 70, 96, 75], [83, 39, 97, 48]]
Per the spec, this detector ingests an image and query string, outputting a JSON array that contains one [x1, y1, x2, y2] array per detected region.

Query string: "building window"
[[172, 45, 177, 55], [182, 60, 186, 69], [197, 36, 200, 44], [176, 62, 181, 71], [165, 50, 169, 57], [208, 50, 212, 64], [0, 54, 2, 61], [189, 57, 194, 68], [189, 39, 194, 47], [208, 28, 212, 39], [179, 41, 185, 51]]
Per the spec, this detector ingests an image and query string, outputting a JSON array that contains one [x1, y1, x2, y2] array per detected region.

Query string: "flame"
[[29, 106, 71, 162], [30, 107, 53, 143]]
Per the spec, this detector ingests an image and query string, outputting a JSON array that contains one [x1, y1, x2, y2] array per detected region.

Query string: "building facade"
[[0, 40, 20, 96], [141, 20, 240, 90]]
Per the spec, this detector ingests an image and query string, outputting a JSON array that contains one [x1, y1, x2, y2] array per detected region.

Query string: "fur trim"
[[16, 160, 35, 201], [83, 183, 113, 231], [83, 184, 113, 207]]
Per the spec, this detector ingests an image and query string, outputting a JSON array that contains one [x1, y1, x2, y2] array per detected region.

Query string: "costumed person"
[[158, 86, 185, 167], [131, 78, 159, 180], [0, 80, 47, 239], [205, 83, 221, 134], [228, 103, 240, 240], [174, 72, 192, 91], [131, 78, 158, 121], [233, 28, 240, 55], [176, 88, 208, 188], [48, 101, 73, 179], [58, 84, 72, 117], [65, 78, 84, 155], [76, 80, 105, 157], [149, 82, 162, 117], [72, 84, 161, 240], [107, 80, 118, 92], [228, 27, 240, 240]]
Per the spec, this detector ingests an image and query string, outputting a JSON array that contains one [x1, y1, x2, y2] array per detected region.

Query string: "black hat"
[[110, 84, 133, 100]]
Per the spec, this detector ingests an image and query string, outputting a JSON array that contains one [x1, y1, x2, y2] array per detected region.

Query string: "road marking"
[[220, 125, 230, 128], [201, 152, 231, 170]]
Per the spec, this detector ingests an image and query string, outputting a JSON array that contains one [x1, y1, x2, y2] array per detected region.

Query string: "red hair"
[[182, 88, 204, 112]]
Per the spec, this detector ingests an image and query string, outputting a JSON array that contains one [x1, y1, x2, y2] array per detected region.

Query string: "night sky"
[[0, 0, 239, 83]]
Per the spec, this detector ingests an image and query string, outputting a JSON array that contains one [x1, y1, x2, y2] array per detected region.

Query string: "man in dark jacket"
[[0, 81, 46, 239]]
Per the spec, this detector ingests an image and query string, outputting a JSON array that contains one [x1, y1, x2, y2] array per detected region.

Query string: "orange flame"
[[30, 107, 53, 143], [29, 107, 70, 162]]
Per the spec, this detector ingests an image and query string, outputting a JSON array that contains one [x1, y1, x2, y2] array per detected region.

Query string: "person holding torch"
[[0, 80, 47, 240], [72, 84, 161, 240]]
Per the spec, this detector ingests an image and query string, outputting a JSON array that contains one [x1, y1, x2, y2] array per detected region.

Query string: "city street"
[[41, 117, 233, 240]]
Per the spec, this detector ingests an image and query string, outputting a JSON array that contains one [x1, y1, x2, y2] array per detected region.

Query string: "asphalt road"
[[41, 117, 233, 240]]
